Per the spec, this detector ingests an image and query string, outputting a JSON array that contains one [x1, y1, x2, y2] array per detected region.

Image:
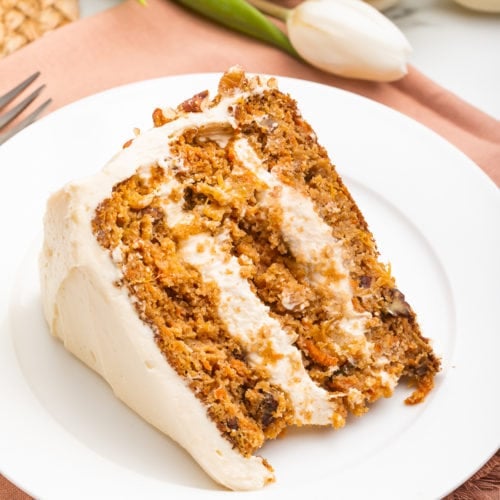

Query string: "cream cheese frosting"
[[39, 70, 421, 491]]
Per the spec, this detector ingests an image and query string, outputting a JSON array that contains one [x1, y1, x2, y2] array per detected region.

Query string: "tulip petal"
[[287, 0, 411, 81]]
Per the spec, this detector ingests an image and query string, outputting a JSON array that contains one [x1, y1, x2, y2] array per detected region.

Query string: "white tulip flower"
[[177, 0, 412, 82], [286, 0, 412, 81]]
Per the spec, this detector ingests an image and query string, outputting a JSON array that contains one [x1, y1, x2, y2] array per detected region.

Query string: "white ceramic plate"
[[0, 74, 498, 500]]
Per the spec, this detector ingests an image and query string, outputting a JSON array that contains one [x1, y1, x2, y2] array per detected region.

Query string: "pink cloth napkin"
[[0, 0, 498, 497], [0, 0, 499, 183]]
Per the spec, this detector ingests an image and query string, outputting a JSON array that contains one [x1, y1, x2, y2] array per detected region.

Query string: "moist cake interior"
[[91, 67, 440, 459]]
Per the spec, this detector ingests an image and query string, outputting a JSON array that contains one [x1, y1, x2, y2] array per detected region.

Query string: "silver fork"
[[0, 72, 52, 146]]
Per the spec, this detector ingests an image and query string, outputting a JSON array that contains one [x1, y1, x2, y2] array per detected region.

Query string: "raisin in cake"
[[40, 67, 440, 490]]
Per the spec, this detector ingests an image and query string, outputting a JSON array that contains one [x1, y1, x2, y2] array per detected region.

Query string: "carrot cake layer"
[[40, 67, 440, 491]]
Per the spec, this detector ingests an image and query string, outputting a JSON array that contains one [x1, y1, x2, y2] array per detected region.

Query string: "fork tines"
[[0, 72, 52, 145]]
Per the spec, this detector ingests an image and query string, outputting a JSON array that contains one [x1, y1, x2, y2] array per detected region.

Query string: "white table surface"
[[80, 0, 500, 118]]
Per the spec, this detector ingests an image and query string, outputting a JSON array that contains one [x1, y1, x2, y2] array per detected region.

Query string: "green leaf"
[[173, 0, 297, 56]]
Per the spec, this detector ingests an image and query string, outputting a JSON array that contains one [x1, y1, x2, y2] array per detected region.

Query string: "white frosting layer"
[[180, 233, 335, 425], [233, 139, 397, 387], [233, 139, 370, 340]]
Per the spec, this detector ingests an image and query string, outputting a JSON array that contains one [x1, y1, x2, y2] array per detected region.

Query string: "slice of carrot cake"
[[39, 66, 440, 490]]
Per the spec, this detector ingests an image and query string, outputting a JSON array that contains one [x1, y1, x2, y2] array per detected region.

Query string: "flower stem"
[[173, 0, 297, 56], [246, 0, 290, 21]]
